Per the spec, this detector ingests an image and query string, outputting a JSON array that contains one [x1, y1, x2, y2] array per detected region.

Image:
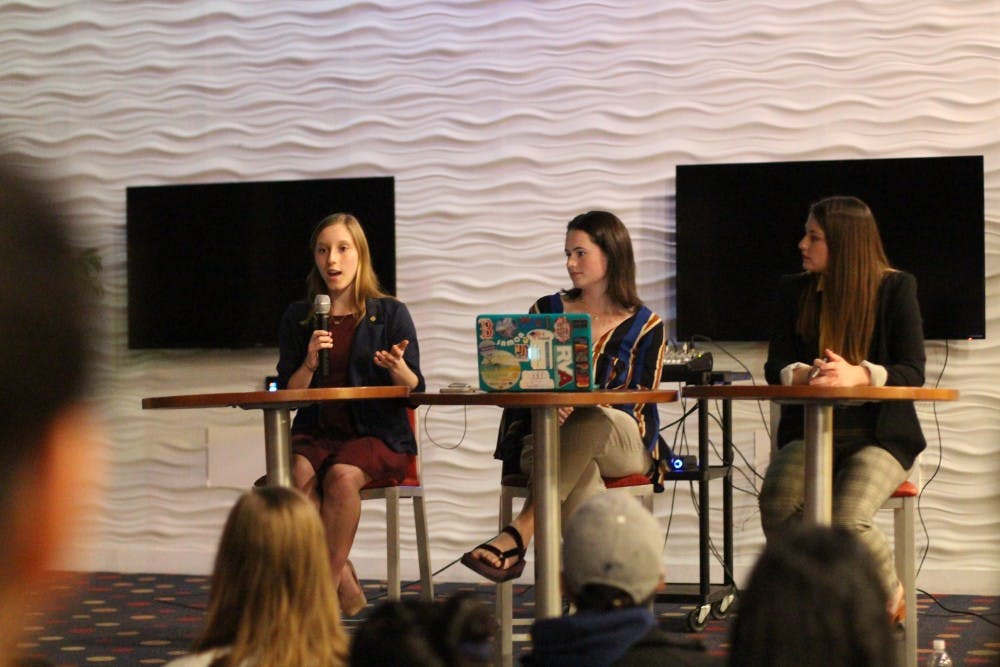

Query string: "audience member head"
[[728, 524, 894, 667], [305, 212, 386, 313], [350, 592, 495, 667], [564, 210, 641, 309], [193, 487, 348, 666], [562, 493, 664, 611], [0, 161, 103, 665]]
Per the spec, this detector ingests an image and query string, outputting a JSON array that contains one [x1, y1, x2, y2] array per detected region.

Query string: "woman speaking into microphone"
[[275, 212, 424, 616]]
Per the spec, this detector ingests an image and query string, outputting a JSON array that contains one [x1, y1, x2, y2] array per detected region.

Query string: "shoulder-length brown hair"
[[193, 487, 348, 666], [303, 213, 390, 324], [562, 210, 643, 310], [797, 196, 892, 363]]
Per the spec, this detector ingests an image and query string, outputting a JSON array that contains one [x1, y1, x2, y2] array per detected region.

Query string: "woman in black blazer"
[[762, 196, 927, 626]]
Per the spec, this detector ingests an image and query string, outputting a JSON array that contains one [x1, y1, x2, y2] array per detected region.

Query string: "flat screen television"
[[127, 176, 395, 349], [675, 156, 985, 341]]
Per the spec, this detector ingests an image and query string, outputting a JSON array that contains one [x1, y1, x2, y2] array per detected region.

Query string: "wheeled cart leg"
[[657, 373, 743, 629], [688, 603, 712, 631]]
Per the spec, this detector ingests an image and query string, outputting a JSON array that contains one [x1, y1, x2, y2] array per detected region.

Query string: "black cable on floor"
[[917, 588, 1000, 628]]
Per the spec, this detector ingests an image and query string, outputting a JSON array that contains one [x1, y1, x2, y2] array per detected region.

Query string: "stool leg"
[[413, 494, 434, 600], [895, 496, 917, 667], [497, 488, 515, 667], [386, 488, 401, 601]]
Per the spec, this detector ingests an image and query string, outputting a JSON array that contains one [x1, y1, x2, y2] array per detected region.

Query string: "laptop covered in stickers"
[[475, 313, 594, 392]]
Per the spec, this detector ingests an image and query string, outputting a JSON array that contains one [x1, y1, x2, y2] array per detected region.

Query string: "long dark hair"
[[796, 196, 891, 362], [562, 210, 642, 309], [728, 525, 894, 667]]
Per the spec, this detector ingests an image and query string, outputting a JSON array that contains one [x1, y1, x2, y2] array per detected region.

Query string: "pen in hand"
[[808, 357, 828, 381]]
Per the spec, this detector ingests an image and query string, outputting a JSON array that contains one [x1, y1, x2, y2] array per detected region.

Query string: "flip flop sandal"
[[460, 525, 527, 583]]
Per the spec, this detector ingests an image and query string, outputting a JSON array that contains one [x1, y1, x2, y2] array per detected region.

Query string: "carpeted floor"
[[16, 571, 1000, 666]]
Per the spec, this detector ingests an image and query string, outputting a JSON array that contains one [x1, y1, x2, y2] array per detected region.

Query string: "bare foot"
[[470, 529, 524, 569], [887, 582, 905, 626], [338, 560, 367, 617], [338, 561, 363, 597]]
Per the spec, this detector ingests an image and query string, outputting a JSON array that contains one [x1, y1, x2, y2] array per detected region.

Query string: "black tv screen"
[[675, 156, 985, 341], [127, 176, 395, 349]]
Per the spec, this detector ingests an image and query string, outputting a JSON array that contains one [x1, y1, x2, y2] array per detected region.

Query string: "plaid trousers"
[[759, 439, 910, 596]]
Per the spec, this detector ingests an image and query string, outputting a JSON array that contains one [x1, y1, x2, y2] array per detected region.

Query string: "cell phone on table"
[[440, 382, 480, 393]]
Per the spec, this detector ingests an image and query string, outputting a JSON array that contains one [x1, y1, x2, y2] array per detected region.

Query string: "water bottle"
[[925, 639, 953, 667]]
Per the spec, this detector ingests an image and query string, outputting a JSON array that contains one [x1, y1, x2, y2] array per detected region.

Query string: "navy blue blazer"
[[276, 296, 425, 455]]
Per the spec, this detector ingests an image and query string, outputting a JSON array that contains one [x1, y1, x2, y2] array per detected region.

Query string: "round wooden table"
[[142, 386, 409, 487], [411, 388, 679, 619], [680, 384, 958, 523]]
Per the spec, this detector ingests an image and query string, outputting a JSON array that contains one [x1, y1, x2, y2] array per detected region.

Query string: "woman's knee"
[[292, 456, 316, 490], [322, 464, 368, 497], [831, 509, 874, 534], [561, 408, 613, 444], [758, 473, 804, 535]]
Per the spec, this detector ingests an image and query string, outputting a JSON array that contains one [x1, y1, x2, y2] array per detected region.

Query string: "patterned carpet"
[[16, 571, 1000, 666]]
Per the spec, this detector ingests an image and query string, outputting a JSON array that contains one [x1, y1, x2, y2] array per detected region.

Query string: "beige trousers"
[[521, 406, 652, 521]]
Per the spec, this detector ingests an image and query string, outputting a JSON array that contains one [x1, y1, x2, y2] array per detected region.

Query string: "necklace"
[[330, 313, 353, 326]]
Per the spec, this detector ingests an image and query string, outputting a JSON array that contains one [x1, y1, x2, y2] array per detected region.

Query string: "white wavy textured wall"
[[1, 1, 997, 594]]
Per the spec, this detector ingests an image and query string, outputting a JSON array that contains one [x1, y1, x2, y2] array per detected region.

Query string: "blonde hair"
[[305, 212, 390, 324], [193, 487, 348, 666], [797, 196, 892, 363]]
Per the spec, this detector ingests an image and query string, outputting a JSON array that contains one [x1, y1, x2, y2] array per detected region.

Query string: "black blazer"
[[276, 296, 425, 455], [764, 270, 927, 469]]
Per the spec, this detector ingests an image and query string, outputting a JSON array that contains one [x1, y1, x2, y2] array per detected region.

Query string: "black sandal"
[[460, 525, 527, 583]]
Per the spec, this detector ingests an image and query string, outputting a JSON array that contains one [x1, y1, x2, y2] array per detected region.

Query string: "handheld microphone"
[[314, 294, 331, 377]]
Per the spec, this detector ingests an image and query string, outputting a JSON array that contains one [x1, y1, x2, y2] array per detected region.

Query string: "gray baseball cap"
[[562, 492, 664, 604]]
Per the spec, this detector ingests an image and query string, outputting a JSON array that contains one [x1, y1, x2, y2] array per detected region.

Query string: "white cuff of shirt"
[[860, 360, 888, 387], [781, 362, 810, 386]]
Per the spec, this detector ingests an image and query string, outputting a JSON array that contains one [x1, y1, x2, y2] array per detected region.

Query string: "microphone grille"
[[314, 294, 331, 314]]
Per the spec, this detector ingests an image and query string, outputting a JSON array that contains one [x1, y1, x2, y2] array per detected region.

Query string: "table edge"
[[680, 385, 958, 402], [141, 385, 410, 410], [410, 388, 678, 407]]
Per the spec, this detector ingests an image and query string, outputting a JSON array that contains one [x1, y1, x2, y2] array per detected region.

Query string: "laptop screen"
[[476, 313, 593, 391]]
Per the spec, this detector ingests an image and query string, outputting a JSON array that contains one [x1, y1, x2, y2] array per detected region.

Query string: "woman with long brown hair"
[[762, 195, 927, 625], [277, 212, 424, 615], [167, 487, 348, 666], [462, 210, 666, 583]]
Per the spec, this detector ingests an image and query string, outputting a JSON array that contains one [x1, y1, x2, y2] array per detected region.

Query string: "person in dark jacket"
[[523, 494, 720, 667], [276, 213, 425, 616], [728, 524, 895, 667], [761, 195, 927, 625]]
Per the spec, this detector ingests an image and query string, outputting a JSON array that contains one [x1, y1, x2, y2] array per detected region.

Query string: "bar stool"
[[495, 471, 654, 667], [359, 409, 434, 601], [882, 479, 918, 667]]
